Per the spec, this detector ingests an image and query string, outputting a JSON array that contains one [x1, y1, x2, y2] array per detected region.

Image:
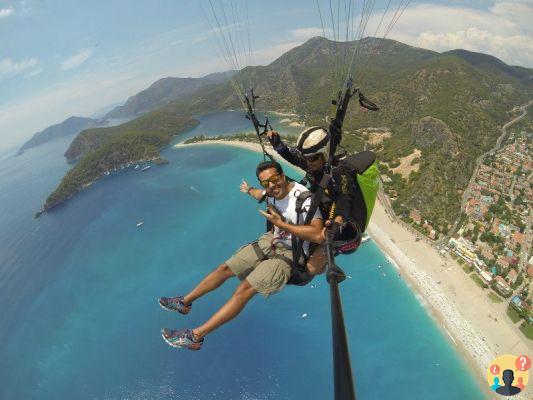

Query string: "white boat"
[[136, 221, 144, 227], [134, 164, 140, 169], [104, 171, 110, 176], [141, 165, 151, 172]]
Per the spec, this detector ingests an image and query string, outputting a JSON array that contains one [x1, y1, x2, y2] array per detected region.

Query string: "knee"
[[306, 248, 327, 275], [307, 261, 326, 276], [234, 280, 257, 299], [215, 264, 235, 279]]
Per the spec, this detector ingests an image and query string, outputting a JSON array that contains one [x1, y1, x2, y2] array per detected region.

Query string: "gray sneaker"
[[158, 295, 191, 314], [161, 328, 203, 350]]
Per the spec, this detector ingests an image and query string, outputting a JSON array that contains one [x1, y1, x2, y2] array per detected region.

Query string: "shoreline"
[[37, 156, 163, 217], [174, 138, 531, 398]]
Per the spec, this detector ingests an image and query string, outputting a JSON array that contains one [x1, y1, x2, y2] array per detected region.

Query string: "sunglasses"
[[304, 154, 322, 162], [259, 173, 283, 188]]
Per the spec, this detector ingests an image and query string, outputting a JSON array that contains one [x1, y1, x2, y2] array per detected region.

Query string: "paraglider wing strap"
[[358, 92, 379, 111], [304, 174, 330, 225]]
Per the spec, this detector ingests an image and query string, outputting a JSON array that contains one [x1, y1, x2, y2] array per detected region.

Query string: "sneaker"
[[161, 328, 203, 350], [158, 295, 191, 314]]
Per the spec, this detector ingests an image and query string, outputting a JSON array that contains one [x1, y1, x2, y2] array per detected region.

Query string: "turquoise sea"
[[0, 111, 488, 399]]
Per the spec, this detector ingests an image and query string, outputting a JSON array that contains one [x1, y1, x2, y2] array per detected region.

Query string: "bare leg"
[[183, 264, 235, 306], [192, 279, 257, 339], [306, 246, 327, 275]]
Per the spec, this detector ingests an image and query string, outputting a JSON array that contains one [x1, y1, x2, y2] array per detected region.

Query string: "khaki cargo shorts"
[[225, 232, 293, 296]]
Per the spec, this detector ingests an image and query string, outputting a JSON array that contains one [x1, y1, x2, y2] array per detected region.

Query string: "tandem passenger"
[[158, 160, 325, 350]]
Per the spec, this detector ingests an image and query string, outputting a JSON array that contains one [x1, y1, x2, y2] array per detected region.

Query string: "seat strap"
[[251, 241, 268, 261]]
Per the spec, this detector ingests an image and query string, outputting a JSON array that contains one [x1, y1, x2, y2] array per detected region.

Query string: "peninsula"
[[41, 112, 198, 213]]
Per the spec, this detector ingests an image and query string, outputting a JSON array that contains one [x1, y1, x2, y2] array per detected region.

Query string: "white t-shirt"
[[269, 182, 322, 255]]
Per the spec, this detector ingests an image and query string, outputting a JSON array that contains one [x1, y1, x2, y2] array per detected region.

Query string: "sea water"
[[0, 112, 487, 399]]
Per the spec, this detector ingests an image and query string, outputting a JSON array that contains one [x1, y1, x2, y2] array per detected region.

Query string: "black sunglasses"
[[304, 154, 322, 162]]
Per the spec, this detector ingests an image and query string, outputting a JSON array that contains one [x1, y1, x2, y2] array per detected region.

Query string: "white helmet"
[[296, 126, 330, 159]]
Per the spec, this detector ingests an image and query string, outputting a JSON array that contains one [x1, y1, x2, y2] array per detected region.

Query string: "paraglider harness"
[[243, 80, 379, 286]]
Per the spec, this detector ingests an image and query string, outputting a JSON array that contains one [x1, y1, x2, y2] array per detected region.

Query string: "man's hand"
[[324, 220, 342, 242], [266, 130, 281, 147], [322, 219, 359, 243], [240, 179, 251, 194], [258, 205, 283, 226]]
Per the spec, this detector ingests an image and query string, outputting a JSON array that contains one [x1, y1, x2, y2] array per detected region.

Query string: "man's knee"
[[307, 261, 326, 276], [306, 247, 327, 275], [234, 279, 257, 299], [215, 263, 235, 279]]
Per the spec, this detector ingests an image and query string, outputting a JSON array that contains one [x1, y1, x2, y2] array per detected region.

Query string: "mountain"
[[18, 116, 99, 155], [443, 49, 533, 83], [102, 71, 235, 120], [45, 37, 533, 228], [90, 101, 125, 119]]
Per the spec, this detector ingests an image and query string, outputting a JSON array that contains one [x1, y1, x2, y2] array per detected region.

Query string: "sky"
[[0, 0, 532, 152]]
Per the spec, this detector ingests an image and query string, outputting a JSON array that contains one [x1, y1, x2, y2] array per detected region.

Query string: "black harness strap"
[[251, 241, 268, 261], [304, 173, 332, 224], [244, 89, 274, 162], [286, 190, 316, 286]]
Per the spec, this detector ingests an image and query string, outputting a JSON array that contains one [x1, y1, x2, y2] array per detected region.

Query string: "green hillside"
[[45, 37, 533, 228]]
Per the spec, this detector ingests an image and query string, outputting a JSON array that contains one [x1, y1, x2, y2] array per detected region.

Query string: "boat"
[[141, 165, 151, 172], [134, 164, 139, 169], [136, 221, 144, 227], [104, 171, 110, 176]]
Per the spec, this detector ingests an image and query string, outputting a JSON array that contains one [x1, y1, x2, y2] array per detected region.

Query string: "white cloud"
[[362, 2, 533, 67], [0, 6, 14, 18], [25, 67, 43, 78], [290, 27, 328, 40], [61, 49, 94, 70], [0, 58, 38, 77], [416, 28, 533, 67]]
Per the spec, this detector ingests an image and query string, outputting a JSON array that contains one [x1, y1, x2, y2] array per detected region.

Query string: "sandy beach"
[[368, 204, 531, 399], [174, 139, 531, 398]]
